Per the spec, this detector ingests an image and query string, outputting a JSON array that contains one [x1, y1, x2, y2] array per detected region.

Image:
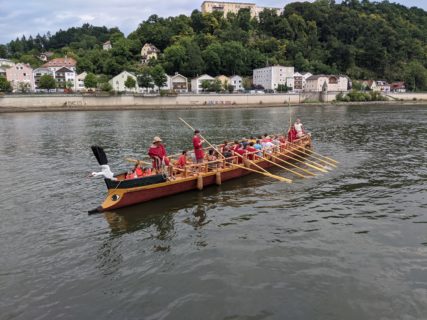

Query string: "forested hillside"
[[1, 0, 426, 90]]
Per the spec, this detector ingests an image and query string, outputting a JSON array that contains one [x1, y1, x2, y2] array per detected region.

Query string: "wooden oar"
[[280, 148, 329, 172], [293, 145, 339, 165], [276, 150, 328, 173], [268, 153, 316, 176], [126, 158, 152, 165], [178, 117, 292, 183], [231, 163, 292, 183], [255, 154, 308, 179]]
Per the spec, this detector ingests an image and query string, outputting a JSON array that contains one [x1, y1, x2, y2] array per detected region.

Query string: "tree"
[[150, 65, 167, 90], [137, 68, 154, 91], [124, 76, 136, 91], [39, 74, 56, 91], [18, 82, 31, 93], [100, 82, 112, 92], [0, 76, 12, 92], [201, 80, 211, 92], [84, 73, 98, 89]]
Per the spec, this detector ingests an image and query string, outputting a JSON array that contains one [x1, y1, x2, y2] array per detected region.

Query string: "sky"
[[0, 0, 426, 44]]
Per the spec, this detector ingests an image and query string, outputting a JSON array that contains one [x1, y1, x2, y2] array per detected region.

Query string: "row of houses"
[[359, 80, 406, 93]]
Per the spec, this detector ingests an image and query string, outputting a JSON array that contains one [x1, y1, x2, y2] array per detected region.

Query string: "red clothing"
[[246, 146, 257, 160], [176, 155, 187, 168], [235, 148, 247, 163], [193, 135, 204, 160], [135, 167, 143, 177], [148, 144, 170, 169], [288, 128, 297, 142]]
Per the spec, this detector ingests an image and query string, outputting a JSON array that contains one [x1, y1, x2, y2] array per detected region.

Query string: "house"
[[103, 41, 112, 51], [215, 75, 230, 88], [0, 67, 6, 78], [170, 73, 188, 93], [6, 63, 34, 92], [391, 81, 406, 93], [33, 67, 54, 91], [253, 65, 294, 91], [38, 51, 54, 62], [229, 75, 243, 91], [191, 74, 215, 93], [360, 80, 379, 91], [55, 67, 76, 91], [305, 75, 349, 92], [76, 72, 87, 91], [141, 43, 160, 64], [293, 72, 312, 92], [201, 1, 282, 18], [42, 57, 77, 72], [0, 58, 15, 67], [376, 80, 391, 92], [109, 71, 138, 92]]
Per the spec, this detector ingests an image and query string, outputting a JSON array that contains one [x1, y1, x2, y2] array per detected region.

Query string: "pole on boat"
[[292, 144, 339, 165], [268, 153, 317, 177], [178, 117, 292, 183], [126, 158, 152, 165], [255, 154, 308, 179], [280, 147, 330, 171], [276, 150, 328, 173], [288, 145, 337, 168]]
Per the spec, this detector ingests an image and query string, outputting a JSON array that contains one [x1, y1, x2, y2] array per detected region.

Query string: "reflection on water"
[[1, 105, 427, 320]]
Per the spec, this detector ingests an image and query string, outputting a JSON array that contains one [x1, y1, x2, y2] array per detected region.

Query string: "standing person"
[[193, 130, 205, 164], [148, 136, 170, 173], [294, 118, 305, 138], [288, 125, 297, 142]]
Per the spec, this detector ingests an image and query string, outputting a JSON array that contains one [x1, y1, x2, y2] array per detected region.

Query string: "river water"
[[0, 104, 426, 320]]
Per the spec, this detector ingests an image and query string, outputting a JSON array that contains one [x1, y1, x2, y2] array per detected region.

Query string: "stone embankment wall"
[[0, 92, 425, 112]]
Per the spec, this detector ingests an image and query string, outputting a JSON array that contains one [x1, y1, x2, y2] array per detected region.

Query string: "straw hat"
[[153, 136, 162, 143]]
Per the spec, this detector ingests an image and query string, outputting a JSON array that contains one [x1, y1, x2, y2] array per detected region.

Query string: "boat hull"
[[97, 136, 312, 212]]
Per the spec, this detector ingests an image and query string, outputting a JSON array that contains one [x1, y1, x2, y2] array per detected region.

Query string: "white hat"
[[153, 136, 162, 143]]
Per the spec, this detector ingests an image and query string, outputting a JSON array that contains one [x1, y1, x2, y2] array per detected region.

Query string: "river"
[[0, 104, 426, 320]]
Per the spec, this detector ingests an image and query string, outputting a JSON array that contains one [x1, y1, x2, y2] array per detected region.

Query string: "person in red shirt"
[[148, 136, 170, 172], [246, 142, 257, 160], [176, 150, 188, 168], [134, 162, 144, 177], [193, 130, 205, 163], [287, 126, 297, 142], [235, 145, 247, 164]]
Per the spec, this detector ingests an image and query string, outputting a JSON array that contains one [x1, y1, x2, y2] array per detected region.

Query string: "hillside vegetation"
[[1, 0, 426, 90]]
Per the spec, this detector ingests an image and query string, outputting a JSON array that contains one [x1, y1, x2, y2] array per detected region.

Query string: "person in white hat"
[[148, 136, 170, 173]]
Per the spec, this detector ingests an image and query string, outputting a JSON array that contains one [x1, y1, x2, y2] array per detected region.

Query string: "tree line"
[[1, 0, 427, 90]]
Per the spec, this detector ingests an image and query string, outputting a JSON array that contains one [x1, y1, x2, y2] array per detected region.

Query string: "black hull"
[[104, 174, 167, 189]]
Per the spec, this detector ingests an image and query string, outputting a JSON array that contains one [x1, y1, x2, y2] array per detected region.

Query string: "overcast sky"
[[0, 0, 425, 44]]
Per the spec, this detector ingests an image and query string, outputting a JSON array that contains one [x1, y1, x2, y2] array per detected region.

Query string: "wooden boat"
[[88, 135, 313, 213]]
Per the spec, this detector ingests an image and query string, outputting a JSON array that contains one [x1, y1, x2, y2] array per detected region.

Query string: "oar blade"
[[91, 145, 108, 165]]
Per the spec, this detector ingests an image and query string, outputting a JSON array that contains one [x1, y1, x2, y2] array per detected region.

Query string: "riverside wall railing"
[[0, 92, 426, 112]]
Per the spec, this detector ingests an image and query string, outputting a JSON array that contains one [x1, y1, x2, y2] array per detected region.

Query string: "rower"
[[148, 136, 170, 173], [193, 130, 205, 164], [175, 150, 188, 169]]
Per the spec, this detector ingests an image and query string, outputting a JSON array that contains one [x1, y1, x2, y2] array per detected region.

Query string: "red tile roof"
[[42, 57, 76, 68]]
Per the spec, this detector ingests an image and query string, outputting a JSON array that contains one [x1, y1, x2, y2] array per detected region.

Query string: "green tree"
[[0, 76, 12, 92], [39, 74, 56, 91], [137, 68, 154, 91], [124, 76, 136, 91], [150, 65, 167, 90], [84, 73, 98, 89], [201, 80, 211, 92], [100, 82, 112, 92]]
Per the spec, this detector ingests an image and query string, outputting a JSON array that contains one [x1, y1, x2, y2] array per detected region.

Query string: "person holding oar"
[[193, 130, 205, 164], [148, 136, 170, 174]]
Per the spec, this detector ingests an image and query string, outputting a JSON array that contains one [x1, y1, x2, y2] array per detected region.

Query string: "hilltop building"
[[103, 41, 112, 51], [141, 43, 160, 64], [201, 1, 283, 18]]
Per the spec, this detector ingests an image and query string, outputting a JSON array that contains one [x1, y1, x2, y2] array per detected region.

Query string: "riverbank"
[[0, 92, 426, 113]]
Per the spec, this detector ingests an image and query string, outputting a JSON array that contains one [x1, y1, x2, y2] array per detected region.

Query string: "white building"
[[109, 71, 138, 92], [0, 58, 15, 67], [253, 66, 294, 91], [191, 74, 215, 93], [103, 41, 112, 51], [376, 80, 391, 93], [33, 67, 54, 91], [170, 73, 188, 93], [293, 72, 312, 92], [305, 75, 349, 92], [229, 75, 243, 91], [201, 1, 282, 19], [76, 72, 87, 91]]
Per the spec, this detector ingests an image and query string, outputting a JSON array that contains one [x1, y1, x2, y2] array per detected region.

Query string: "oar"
[[290, 146, 337, 168], [276, 150, 328, 173], [268, 153, 316, 177], [231, 163, 292, 183], [255, 154, 308, 179], [126, 158, 152, 165], [280, 148, 329, 172], [294, 144, 339, 165], [178, 117, 291, 183]]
